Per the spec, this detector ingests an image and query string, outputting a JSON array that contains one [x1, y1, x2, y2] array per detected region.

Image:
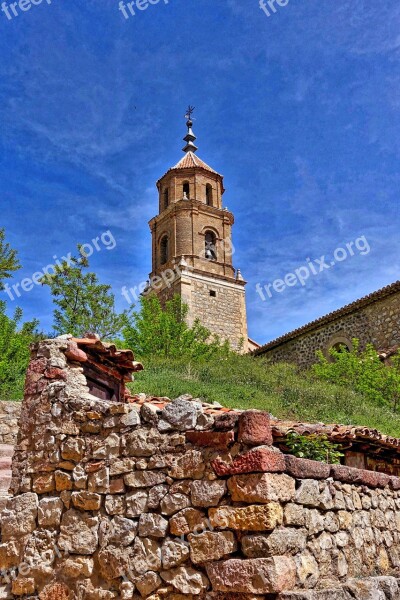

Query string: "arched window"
[[206, 184, 213, 206], [164, 188, 169, 209], [183, 181, 190, 198], [205, 231, 217, 261], [160, 236, 169, 265], [332, 342, 350, 354]]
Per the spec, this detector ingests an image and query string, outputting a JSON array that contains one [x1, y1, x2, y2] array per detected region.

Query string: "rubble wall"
[[1, 339, 400, 599], [0, 402, 21, 445]]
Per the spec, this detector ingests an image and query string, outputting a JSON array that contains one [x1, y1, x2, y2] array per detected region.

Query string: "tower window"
[[164, 188, 169, 209], [183, 181, 190, 198], [205, 231, 217, 261], [206, 184, 213, 206], [160, 235, 169, 265]]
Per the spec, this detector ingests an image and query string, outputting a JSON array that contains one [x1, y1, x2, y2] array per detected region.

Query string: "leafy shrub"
[[313, 339, 400, 411], [285, 430, 344, 464]]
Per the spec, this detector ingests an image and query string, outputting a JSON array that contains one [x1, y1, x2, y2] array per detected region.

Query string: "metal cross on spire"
[[182, 106, 198, 153]]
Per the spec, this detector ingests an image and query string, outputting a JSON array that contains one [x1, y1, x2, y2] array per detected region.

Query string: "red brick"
[[65, 341, 88, 363], [211, 447, 285, 476], [238, 411, 272, 446], [285, 454, 330, 480], [44, 367, 67, 381], [185, 431, 235, 449]]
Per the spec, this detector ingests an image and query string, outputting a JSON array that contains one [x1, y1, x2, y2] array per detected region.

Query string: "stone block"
[[285, 454, 331, 480], [124, 471, 166, 488], [186, 430, 235, 448], [188, 531, 237, 563], [228, 473, 295, 503], [71, 491, 102, 511], [206, 556, 296, 593], [212, 446, 285, 476], [209, 503, 283, 531], [139, 513, 169, 538], [190, 480, 226, 507], [237, 410, 272, 445], [160, 565, 209, 595], [169, 508, 209, 536]]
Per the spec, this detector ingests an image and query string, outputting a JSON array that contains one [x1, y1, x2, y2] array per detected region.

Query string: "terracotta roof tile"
[[71, 338, 143, 374], [157, 151, 221, 182]]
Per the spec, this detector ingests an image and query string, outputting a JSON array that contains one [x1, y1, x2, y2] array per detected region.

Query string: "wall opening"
[[206, 184, 213, 207], [205, 231, 217, 261], [160, 235, 169, 265]]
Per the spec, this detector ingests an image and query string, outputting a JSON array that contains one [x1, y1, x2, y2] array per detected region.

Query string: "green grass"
[[129, 353, 400, 438]]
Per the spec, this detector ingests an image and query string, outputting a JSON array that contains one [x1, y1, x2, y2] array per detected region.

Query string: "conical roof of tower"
[[157, 151, 222, 184]]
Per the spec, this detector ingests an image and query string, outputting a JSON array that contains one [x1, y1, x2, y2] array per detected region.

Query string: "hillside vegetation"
[[130, 352, 400, 438]]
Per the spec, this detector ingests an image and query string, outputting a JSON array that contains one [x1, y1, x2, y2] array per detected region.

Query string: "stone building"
[[147, 113, 253, 352], [255, 280, 400, 368]]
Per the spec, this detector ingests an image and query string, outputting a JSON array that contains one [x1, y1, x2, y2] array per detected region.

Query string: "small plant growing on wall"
[[286, 430, 344, 464]]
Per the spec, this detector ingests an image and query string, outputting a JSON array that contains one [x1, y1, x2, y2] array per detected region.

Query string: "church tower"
[[148, 110, 249, 351]]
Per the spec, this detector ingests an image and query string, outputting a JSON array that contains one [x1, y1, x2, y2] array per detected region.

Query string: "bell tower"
[[148, 109, 249, 351]]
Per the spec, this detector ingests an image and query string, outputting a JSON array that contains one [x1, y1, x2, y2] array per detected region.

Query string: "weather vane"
[[185, 105, 195, 120]]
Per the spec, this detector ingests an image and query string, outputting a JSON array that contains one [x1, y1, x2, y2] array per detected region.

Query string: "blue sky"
[[1, 0, 399, 344]]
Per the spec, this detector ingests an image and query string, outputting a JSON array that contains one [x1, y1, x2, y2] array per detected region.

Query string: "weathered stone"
[[212, 446, 285, 476], [160, 399, 202, 431], [189, 531, 237, 563], [12, 577, 35, 595], [105, 515, 138, 546], [209, 503, 283, 531], [61, 556, 94, 578], [110, 458, 135, 476], [61, 437, 85, 461], [344, 578, 386, 599], [58, 509, 99, 554], [88, 467, 109, 493], [206, 556, 296, 593], [105, 494, 126, 515], [126, 489, 149, 517], [237, 410, 272, 446], [38, 497, 63, 528], [32, 473, 55, 494], [39, 582, 70, 600], [242, 528, 307, 557], [161, 566, 209, 594], [160, 492, 191, 515], [120, 408, 141, 427], [170, 508, 209, 536], [124, 471, 166, 488], [285, 455, 331, 480], [132, 537, 162, 575], [162, 538, 190, 569], [295, 479, 320, 507], [72, 464, 87, 490], [186, 430, 235, 448], [55, 470, 73, 491], [139, 513, 169, 538], [228, 473, 295, 503], [0, 540, 21, 570], [190, 480, 226, 507], [71, 491, 102, 511], [169, 450, 206, 480], [295, 551, 320, 588], [136, 571, 162, 597], [149, 484, 169, 509], [125, 428, 163, 457], [1, 493, 38, 541], [284, 503, 306, 527], [98, 545, 132, 580]]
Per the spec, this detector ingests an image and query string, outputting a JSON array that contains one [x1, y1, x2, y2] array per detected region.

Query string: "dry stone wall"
[[0, 403, 21, 445], [1, 339, 400, 599]]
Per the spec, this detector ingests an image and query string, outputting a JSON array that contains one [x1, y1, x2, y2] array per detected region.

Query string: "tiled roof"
[[127, 393, 239, 415], [72, 337, 143, 375], [272, 419, 400, 452], [157, 151, 221, 182], [254, 280, 400, 355]]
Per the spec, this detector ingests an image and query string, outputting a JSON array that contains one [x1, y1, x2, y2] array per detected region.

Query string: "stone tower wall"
[[1, 340, 400, 599]]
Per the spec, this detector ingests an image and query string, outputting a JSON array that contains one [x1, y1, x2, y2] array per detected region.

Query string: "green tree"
[[0, 301, 39, 400], [313, 339, 400, 411], [0, 228, 20, 290], [285, 431, 343, 464], [123, 294, 230, 360], [41, 247, 129, 339]]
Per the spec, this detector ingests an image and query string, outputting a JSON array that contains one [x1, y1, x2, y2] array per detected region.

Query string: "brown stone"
[[32, 473, 55, 494], [71, 491, 102, 511], [285, 454, 331, 479], [55, 470, 73, 492], [206, 556, 296, 593], [209, 503, 283, 531], [109, 478, 125, 494], [170, 508, 209, 536], [188, 531, 237, 563], [228, 473, 295, 503], [331, 465, 390, 488], [185, 430, 235, 448], [124, 471, 166, 488], [44, 367, 67, 380], [213, 412, 240, 431], [212, 446, 285, 476], [12, 577, 36, 595], [237, 410, 272, 445], [39, 582, 70, 600]]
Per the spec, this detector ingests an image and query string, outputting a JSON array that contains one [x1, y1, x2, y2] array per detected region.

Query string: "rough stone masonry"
[[1, 338, 400, 599]]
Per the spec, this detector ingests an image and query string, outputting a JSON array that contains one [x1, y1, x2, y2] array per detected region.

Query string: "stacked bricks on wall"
[[1, 338, 400, 598]]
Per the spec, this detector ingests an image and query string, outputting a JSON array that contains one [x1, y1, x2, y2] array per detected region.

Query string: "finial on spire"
[[183, 106, 198, 154]]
